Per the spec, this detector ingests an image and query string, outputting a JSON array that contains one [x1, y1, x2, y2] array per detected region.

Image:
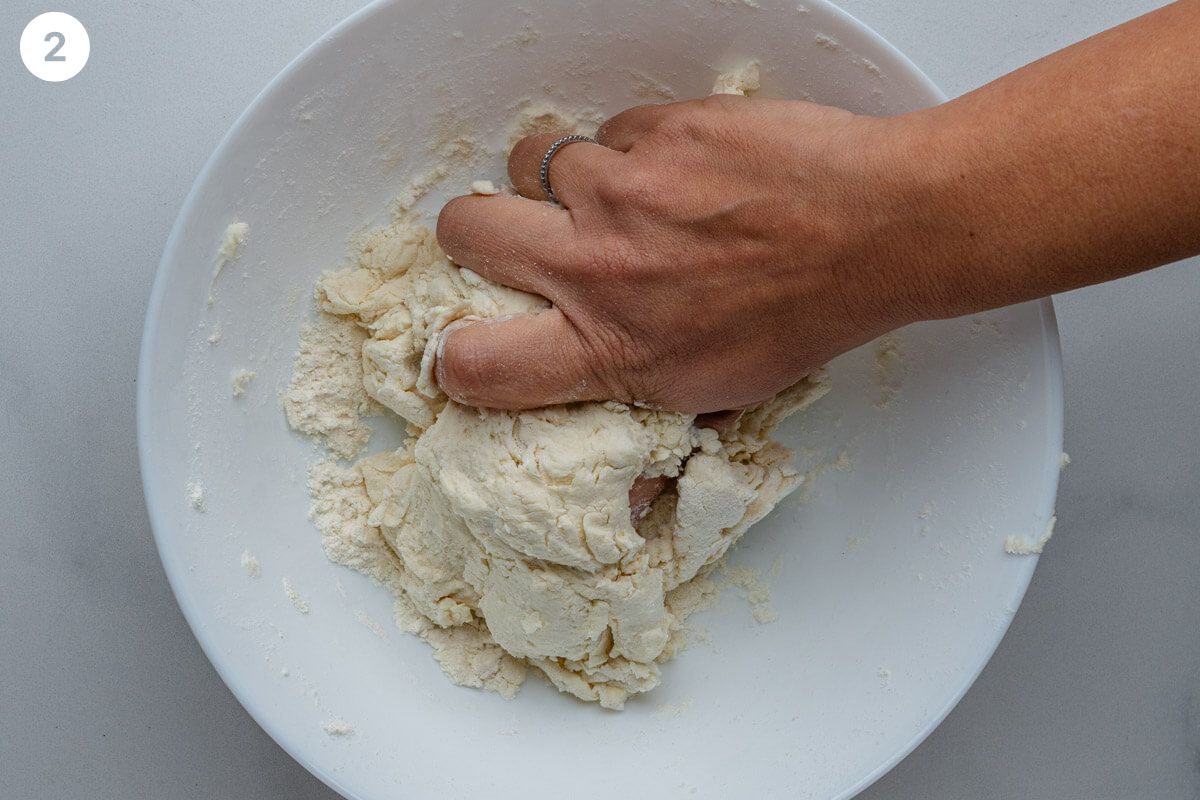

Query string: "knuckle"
[[655, 104, 707, 138], [594, 163, 661, 209], [698, 92, 738, 111], [576, 323, 647, 396], [581, 234, 643, 284]]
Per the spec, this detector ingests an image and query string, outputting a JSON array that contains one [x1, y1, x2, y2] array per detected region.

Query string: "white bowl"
[[138, 1, 1064, 798]]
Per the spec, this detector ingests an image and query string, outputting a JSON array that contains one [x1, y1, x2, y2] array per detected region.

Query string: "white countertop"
[[2, 0, 1197, 797]]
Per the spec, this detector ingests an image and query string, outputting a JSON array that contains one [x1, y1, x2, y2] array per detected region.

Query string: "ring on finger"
[[539, 134, 596, 205]]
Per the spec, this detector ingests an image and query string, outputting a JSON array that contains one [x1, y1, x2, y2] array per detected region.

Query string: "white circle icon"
[[21, 12, 90, 82]]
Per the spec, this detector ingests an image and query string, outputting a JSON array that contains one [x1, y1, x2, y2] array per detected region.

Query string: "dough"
[[299, 214, 828, 709], [289, 70, 830, 708]]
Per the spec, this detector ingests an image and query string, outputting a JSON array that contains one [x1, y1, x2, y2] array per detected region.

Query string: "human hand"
[[435, 94, 932, 413]]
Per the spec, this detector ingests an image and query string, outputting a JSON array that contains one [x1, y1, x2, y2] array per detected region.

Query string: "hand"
[[435, 94, 929, 413]]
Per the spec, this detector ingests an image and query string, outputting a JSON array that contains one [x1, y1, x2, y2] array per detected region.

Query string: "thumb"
[[435, 309, 605, 409]]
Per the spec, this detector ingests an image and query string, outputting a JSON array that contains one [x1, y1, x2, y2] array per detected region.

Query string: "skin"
[[435, 1, 1200, 514], [435, 0, 1200, 416]]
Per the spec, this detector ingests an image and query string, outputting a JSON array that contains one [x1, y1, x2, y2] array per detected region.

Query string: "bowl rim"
[[137, 1, 1065, 798]]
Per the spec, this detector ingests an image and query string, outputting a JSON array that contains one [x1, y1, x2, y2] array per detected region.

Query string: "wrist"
[[851, 107, 1023, 325]]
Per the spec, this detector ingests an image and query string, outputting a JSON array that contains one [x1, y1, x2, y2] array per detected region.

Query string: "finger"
[[436, 308, 605, 409], [507, 132, 623, 204], [629, 474, 669, 524], [436, 193, 576, 299], [595, 103, 672, 151], [695, 409, 743, 433]]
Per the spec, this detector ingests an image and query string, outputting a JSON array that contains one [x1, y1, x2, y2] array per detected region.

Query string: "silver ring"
[[539, 134, 595, 205]]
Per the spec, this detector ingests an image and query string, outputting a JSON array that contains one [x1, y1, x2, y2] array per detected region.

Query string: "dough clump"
[[294, 214, 827, 709]]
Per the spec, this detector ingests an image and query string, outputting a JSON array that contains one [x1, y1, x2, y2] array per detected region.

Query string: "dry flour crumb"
[[284, 314, 380, 460], [321, 719, 355, 737], [469, 179, 499, 195], [814, 33, 841, 50], [505, 100, 601, 151], [282, 577, 311, 613], [354, 610, 388, 639], [626, 69, 676, 100], [208, 221, 249, 306], [1060, 451, 1071, 470], [751, 606, 779, 624], [1004, 516, 1057, 555], [656, 698, 694, 717], [231, 369, 256, 398], [796, 448, 852, 504], [240, 548, 261, 577], [711, 62, 761, 96], [386, 135, 483, 209], [719, 563, 778, 624], [187, 481, 206, 512], [207, 322, 222, 345]]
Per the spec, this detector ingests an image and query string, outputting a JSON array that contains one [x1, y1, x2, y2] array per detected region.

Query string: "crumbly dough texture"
[[296, 213, 827, 708], [288, 78, 830, 709]]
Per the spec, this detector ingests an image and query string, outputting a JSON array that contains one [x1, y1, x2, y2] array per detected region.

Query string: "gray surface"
[[1, 0, 1196, 798]]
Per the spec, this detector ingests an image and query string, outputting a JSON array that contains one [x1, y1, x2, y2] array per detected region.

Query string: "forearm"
[[890, 0, 1200, 320]]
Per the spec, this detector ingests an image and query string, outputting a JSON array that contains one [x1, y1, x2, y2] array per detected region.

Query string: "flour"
[[286, 71, 827, 709], [796, 448, 852, 504], [814, 33, 841, 51], [469, 179, 499, 195], [354, 610, 388, 639], [321, 719, 355, 737], [209, 221, 249, 306], [626, 69, 677, 100], [656, 698, 694, 717], [711, 62, 761, 96], [240, 548, 261, 577], [282, 577, 311, 613], [231, 369, 256, 398], [390, 135, 483, 211], [187, 480, 206, 512], [1004, 516, 1056, 555], [505, 100, 603, 150], [283, 313, 380, 460], [718, 562, 779, 624]]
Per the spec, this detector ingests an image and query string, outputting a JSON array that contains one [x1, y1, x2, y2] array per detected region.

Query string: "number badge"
[[20, 12, 90, 82]]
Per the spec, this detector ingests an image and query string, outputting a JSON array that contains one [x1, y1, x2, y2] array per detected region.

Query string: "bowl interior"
[[139, 1, 1063, 799]]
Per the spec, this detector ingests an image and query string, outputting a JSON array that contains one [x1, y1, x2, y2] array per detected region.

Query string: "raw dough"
[[288, 69, 831, 709], [294, 212, 827, 708]]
